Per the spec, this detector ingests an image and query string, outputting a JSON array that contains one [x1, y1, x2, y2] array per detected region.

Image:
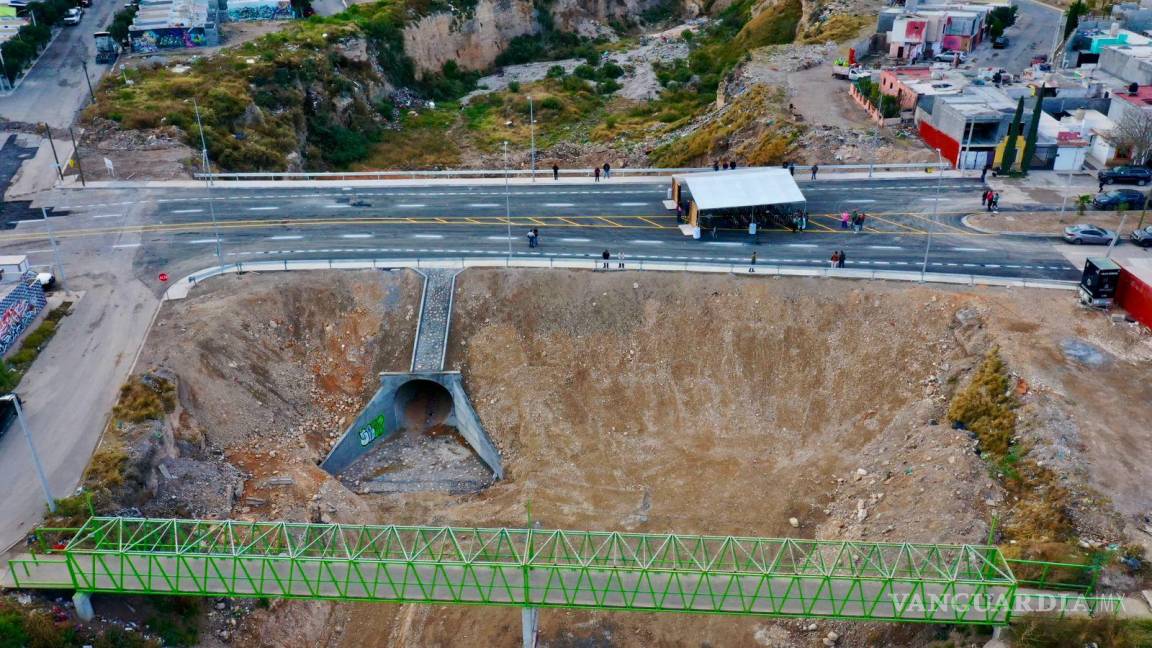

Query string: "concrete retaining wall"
[[321, 371, 503, 480]]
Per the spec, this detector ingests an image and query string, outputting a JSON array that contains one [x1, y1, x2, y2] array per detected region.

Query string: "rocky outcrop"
[[402, 0, 687, 75]]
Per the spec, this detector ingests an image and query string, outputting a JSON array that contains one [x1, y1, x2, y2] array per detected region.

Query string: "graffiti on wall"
[[0, 300, 33, 355], [227, 2, 293, 21], [130, 27, 207, 53], [358, 413, 387, 446]]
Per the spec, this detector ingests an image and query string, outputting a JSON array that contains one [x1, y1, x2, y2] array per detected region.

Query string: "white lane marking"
[[248, 206, 279, 211], [544, 203, 575, 207], [468, 203, 501, 208], [324, 204, 351, 209], [630, 240, 663, 245], [171, 209, 204, 214], [843, 200, 876, 204], [187, 238, 218, 244], [919, 197, 952, 202], [951, 247, 987, 252], [412, 234, 444, 239], [705, 242, 744, 247], [617, 202, 649, 206], [112, 243, 142, 248], [396, 204, 426, 208], [560, 237, 591, 242], [341, 234, 373, 239], [486, 235, 514, 240], [786, 243, 818, 248], [867, 245, 903, 250], [268, 235, 304, 240], [21, 249, 53, 254], [91, 213, 121, 219]]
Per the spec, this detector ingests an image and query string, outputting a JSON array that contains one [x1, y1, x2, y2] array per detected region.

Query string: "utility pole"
[[921, 148, 943, 278], [959, 122, 974, 177], [1058, 168, 1073, 218], [2, 394, 55, 513], [43, 125, 63, 181], [67, 127, 85, 187], [504, 141, 512, 256], [80, 58, 95, 103], [193, 98, 225, 270], [1106, 212, 1127, 260], [41, 208, 64, 285], [868, 128, 879, 178], [528, 95, 536, 183]]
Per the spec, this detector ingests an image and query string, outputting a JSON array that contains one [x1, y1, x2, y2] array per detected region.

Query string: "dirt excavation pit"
[[120, 268, 1152, 647]]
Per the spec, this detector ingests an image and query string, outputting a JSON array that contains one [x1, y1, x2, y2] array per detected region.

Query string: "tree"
[[1020, 94, 1044, 175], [1064, 0, 1089, 41], [1076, 194, 1092, 217], [1001, 97, 1024, 174], [1111, 109, 1152, 165]]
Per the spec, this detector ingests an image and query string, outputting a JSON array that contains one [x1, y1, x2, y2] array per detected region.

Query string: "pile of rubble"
[[82, 117, 187, 151]]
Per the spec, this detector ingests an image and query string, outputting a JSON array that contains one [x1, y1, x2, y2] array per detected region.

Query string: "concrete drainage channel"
[[320, 268, 504, 494]]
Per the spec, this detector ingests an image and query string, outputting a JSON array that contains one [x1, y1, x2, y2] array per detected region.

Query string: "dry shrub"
[[1012, 617, 1152, 648], [947, 348, 1016, 456], [85, 440, 129, 489], [797, 14, 871, 44], [112, 375, 176, 424]]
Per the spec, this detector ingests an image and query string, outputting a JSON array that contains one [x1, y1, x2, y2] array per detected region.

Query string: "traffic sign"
[[158, 272, 169, 282]]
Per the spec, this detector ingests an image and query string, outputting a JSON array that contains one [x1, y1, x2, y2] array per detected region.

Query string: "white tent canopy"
[[675, 168, 805, 211]]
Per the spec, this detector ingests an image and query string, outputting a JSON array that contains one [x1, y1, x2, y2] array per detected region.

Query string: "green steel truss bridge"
[[1, 517, 1034, 625]]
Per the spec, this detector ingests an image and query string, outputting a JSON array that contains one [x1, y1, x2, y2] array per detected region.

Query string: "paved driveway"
[[965, 0, 1062, 73]]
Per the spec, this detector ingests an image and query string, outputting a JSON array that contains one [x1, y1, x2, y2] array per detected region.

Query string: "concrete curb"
[[960, 214, 1057, 238], [164, 257, 1077, 302]]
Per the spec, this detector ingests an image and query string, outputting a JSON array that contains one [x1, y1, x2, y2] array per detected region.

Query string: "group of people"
[[981, 189, 1001, 212], [712, 160, 740, 171], [839, 210, 868, 232], [829, 250, 848, 268], [526, 228, 541, 247], [592, 162, 612, 181]]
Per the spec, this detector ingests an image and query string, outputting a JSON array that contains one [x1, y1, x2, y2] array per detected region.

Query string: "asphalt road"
[[6, 177, 1081, 282], [965, 0, 1061, 73], [0, 0, 121, 128]]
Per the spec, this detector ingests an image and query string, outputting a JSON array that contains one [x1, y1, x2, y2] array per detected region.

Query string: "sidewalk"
[[986, 171, 1102, 209], [58, 168, 967, 191], [4, 135, 73, 201]]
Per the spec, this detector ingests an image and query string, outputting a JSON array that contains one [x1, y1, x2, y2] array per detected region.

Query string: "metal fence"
[[195, 163, 953, 183], [167, 256, 1076, 301]]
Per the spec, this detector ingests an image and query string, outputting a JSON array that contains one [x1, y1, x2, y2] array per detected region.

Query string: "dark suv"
[[1098, 166, 1152, 186], [0, 395, 21, 440]]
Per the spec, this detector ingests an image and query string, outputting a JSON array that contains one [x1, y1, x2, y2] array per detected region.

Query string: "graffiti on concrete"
[[358, 413, 387, 446], [130, 27, 207, 53], [0, 300, 32, 355], [227, 1, 293, 21]]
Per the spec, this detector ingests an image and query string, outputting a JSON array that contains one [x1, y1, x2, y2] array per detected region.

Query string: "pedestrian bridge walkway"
[[0, 517, 1128, 626]]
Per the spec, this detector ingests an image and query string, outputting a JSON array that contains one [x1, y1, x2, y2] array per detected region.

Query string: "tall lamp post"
[[503, 141, 512, 256], [80, 58, 95, 103], [192, 98, 225, 271], [2, 394, 55, 513], [921, 147, 943, 278], [528, 95, 536, 182]]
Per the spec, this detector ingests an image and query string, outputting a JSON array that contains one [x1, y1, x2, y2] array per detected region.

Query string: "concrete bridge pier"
[[73, 591, 94, 622], [521, 607, 538, 648]]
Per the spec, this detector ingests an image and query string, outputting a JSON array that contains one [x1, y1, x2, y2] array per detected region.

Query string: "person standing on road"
[[789, 162, 796, 176], [533, 228, 540, 247], [713, 160, 720, 171], [981, 189, 989, 208], [552, 163, 560, 181], [857, 212, 867, 233], [830, 250, 840, 268], [749, 251, 757, 273], [601, 249, 610, 269], [838, 249, 846, 268], [617, 250, 625, 269], [1099, 177, 1106, 192], [841, 211, 851, 229], [981, 163, 991, 183], [603, 162, 611, 179], [527, 229, 536, 248], [594, 166, 601, 182], [991, 192, 1000, 213], [811, 164, 819, 180]]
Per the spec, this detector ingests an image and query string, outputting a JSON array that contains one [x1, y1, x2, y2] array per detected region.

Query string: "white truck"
[[832, 63, 871, 81]]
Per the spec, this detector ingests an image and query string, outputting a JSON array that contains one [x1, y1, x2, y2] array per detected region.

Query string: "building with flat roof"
[[880, 2, 1007, 61], [879, 66, 969, 110], [129, 0, 219, 53]]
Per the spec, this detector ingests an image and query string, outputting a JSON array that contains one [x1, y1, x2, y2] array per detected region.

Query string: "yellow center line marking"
[[598, 217, 624, 227], [866, 214, 925, 234], [529, 217, 547, 225], [637, 216, 667, 228]]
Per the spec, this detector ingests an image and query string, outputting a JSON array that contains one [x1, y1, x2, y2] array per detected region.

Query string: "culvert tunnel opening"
[[394, 379, 454, 435]]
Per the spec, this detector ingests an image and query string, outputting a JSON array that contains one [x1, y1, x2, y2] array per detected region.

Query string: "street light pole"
[[504, 140, 512, 256], [193, 98, 225, 270], [41, 208, 64, 286], [2, 394, 55, 513], [921, 148, 943, 278], [528, 95, 536, 183], [868, 128, 879, 178], [80, 58, 95, 103], [1058, 168, 1073, 218]]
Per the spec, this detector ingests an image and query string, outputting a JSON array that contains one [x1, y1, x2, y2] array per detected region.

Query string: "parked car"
[[0, 395, 22, 440], [933, 50, 967, 63], [1092, 189, 1146, 210], [349, 198, 371, 207], [992, 36, 1009, 49], [1098, 165, 1152, 186], [1130, 225, 1152, 247], [63, 7, 83, 24], [36, 272, 56, 291], [1064, 224, 1119, 245]]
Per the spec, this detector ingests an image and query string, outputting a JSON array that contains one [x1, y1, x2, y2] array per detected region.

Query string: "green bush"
[[573, 64, 597, 80], [545, 65, 565, 79], [596, 79, 621, 95], [507, 80, 521, 93], [539, 96, 563, 111], [600, 61, 624, 80], [947, 349, 1016, 457]]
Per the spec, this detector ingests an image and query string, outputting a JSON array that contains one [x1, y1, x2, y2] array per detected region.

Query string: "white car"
[[933, 50, 966, 63], [63, 7, 83, 25]]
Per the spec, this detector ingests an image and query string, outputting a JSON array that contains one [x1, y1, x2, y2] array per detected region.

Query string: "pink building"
[[879, 66, 969, 111]]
